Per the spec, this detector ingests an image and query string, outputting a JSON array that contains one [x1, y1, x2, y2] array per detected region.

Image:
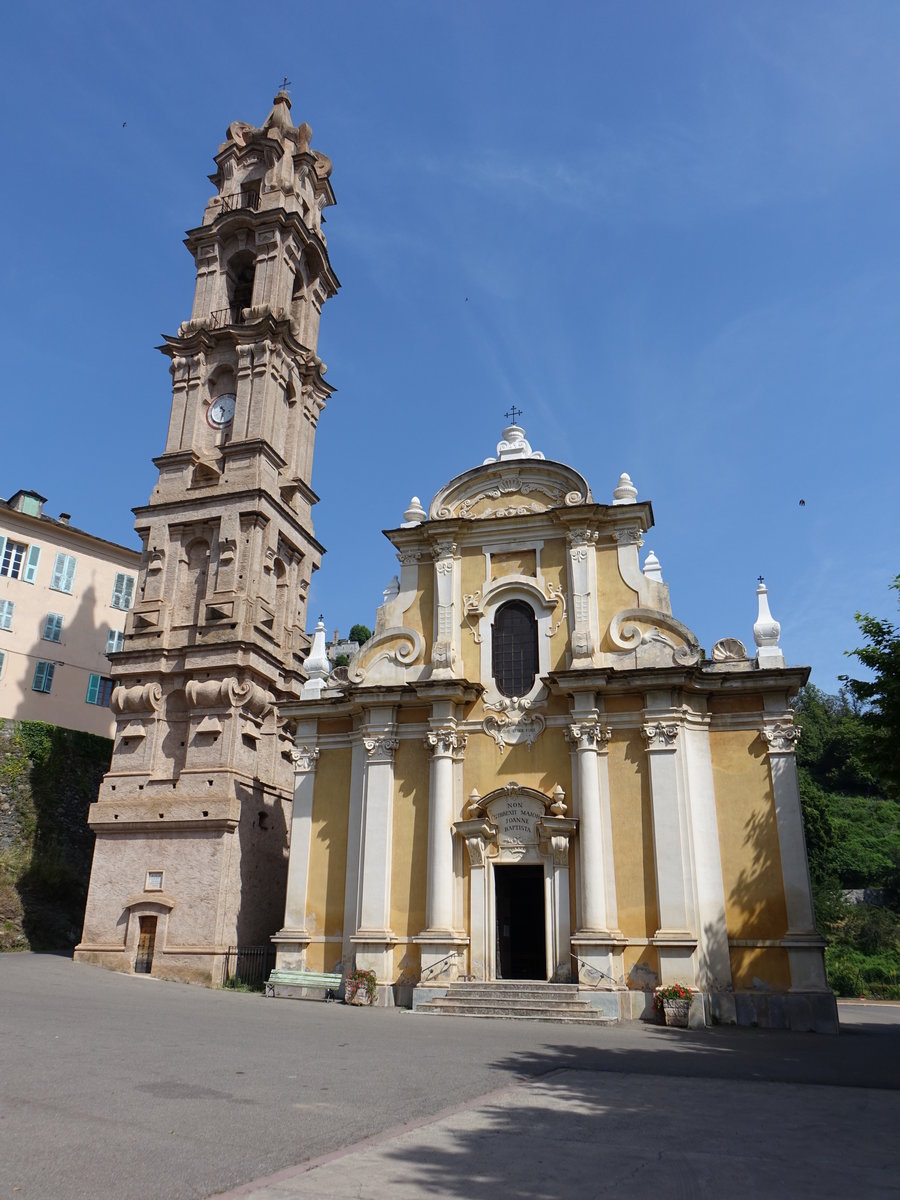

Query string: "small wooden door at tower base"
[[135, 916, 157, 974]]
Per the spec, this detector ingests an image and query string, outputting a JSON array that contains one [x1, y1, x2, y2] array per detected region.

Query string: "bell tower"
[[75, 92, 340, 984]]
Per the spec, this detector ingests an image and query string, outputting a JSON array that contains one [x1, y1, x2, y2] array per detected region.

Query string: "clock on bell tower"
[[76, 91, 341, 985]]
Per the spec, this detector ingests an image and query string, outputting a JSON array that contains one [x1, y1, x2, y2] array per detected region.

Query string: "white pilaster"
[[351, 707, 399, 983], [643, 703, 698, 986], [565, 528, 600, 668], [430, 540, 459, 679], [416, 715, 468, 982], [682, 717, 734, 1017], [272, 720, 319, 969], [760, 711, 828, 990]]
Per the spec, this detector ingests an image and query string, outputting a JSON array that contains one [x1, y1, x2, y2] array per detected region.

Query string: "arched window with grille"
[[491, 600, 539, 698]]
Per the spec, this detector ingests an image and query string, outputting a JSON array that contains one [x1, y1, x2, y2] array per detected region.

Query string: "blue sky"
[[1, 1, 897, 691]]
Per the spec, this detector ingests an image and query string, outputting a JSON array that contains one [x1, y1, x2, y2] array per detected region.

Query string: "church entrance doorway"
[[494, 865, 546, 980], [135, 915, 157, 974]]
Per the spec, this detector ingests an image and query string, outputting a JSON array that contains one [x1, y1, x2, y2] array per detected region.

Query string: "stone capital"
[[425, 728, 467, 756], [565, 721, 611, 751], [291, 744, 320, 773], [642, 721, 680, 749], [362, 734, 399, 761], [759, 722, 801, 755]]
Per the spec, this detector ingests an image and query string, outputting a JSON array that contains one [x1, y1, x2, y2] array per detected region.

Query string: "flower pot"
[[349, 988, 372, 1006], [662, 997, 690, 1027]]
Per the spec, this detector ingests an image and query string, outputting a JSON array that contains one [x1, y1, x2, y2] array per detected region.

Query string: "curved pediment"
[[430, 459, 591, 521]]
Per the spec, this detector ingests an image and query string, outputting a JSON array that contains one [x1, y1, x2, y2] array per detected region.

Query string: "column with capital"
[[351, 708, 399, 988], [760, 707, 835, 1031], [566, 715, 623, 992], [272, 718, 319, 969], [415, 723, 468, 985], [643, 714, 698, 987]]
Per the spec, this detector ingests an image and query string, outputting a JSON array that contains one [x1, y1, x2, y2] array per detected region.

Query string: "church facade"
[[275, 425, 837, 1032], [73, 93, 836, 1032]]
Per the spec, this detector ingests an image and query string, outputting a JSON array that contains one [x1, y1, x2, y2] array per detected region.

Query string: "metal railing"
[[420, 950, 473, 984], [570, 952, 621, 990], [222, 944, 276, 990], [220, 190, 260, 213], [208, 306, 246, 329]]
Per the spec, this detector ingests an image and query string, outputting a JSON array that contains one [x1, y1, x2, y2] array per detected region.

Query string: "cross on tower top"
[[279, 75, 292, 93], [505, 405, 523, 424], [758, 575, 765, 584]]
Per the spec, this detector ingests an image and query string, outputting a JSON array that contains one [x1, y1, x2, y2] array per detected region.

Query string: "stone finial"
[[612, 472, 638, 505], [401, 496, 426, 527], [263, 90, 294, 132], [483, 424, 545, 464], [302, 615, 331, 692], [550, 785, 567, 816], [753, 580, 785, 668], [465, 788, 482, 817], [642, 550, 663, 582]]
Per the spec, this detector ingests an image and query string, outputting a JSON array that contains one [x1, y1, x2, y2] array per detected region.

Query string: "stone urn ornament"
[[345, 968, 376, 1006], [653, 982, 693, 1027]]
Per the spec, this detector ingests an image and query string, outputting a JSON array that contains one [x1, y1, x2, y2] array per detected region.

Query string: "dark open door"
[[494, 865, 546, 980], [135, 915, 157, 974]]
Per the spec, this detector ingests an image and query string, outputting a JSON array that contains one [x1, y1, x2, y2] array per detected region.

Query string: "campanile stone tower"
[[75, 92, 339, 983]]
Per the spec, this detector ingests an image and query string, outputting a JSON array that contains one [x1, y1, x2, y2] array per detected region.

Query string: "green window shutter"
[[51, 553, 76, 593], [0, 651, 5, 678], [43, 613, 63, 642], [0, 537, 6, 571], [0, 600, 13, 631], [86, 674, 100, 704], [112, 572, 135, 609], [33, 662, 54, 693], [23, 544, 41, 584]]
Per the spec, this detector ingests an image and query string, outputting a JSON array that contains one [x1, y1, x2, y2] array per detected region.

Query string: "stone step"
[[417, 1004, 613, 1025], [441, 985, 581, 999], [429, 995, 594, 1011]]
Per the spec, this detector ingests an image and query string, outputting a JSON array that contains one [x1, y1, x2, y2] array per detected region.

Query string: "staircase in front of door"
[[416, 980, 617, 1025]]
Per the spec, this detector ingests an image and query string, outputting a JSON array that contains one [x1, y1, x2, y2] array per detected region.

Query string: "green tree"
[[349, 623, 372, 646], [842, 574, 900, 802]]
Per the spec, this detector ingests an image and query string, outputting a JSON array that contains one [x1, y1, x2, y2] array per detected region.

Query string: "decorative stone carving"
[[610, 527, 644, 547], [550, 785, 568, 816], [712, 637, 748, 662], [428, 425, 590, 521], [401, 496, 426, 527], [425, 729, 467, 755], [291, 744, 320, 772], [565, 722, 612, 750], [348, 627, 423, 684], [362, 734, 399, 760], [759, 723, 801, 753], [482, 710, 546, 753], [463, 590, 483, 643], [642, 722, 680, 748], [608, 609, 702, 667], [112, 682, 163, 716], [397, 549, 423, 566]]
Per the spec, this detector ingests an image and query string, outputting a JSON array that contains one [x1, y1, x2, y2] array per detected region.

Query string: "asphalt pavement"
[[1, 954, 898, 1200]]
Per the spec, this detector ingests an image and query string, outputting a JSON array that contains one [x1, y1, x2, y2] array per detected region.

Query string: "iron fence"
[[222, 944, 276, 989]]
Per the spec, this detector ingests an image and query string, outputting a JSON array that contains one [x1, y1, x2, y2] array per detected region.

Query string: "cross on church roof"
[[279, 75, 292, 93], [758, 575, 765, 584], [505, 405, 523, 424]]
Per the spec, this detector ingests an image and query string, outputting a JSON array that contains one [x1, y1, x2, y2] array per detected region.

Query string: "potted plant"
[[345, 968, 377, 1006], [653, 982, 693, 1027]]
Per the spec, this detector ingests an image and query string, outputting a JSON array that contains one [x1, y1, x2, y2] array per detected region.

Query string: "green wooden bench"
[[265, 968, 343, 1001]]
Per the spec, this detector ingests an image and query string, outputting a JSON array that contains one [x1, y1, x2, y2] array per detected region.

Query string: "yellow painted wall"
[[463, 727, 572, 799], [412, 565, 434, 665], [306, 747, 351, 938], [711, 731, 789, 939], [608, 729, 658, 938], [596, 544, 639, 637], [729, 947, 791, 990], [623, 943, 659, 989], [459, 546, 483, 679], [541, 537, 569, 671], [390, 739, 430, 936], [708, 695, 763, 715]]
